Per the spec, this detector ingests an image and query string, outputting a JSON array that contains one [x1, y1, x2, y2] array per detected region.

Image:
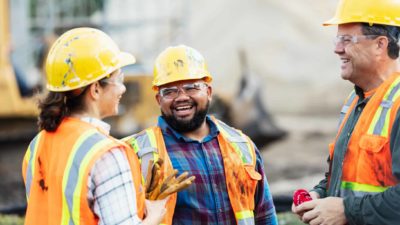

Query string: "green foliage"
[[0, 214, 24, 225], [278, 212, 306, 225], [1, 212, 303, 225]]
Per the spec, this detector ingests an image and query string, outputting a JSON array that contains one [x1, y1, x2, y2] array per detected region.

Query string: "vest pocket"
[[359, 134, 387, 153], [358, 134, 391, 186], [244, 165, 262, 181]]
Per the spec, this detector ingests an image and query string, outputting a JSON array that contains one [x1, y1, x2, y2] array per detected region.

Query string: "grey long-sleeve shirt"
[[313, 86, 400, 225]]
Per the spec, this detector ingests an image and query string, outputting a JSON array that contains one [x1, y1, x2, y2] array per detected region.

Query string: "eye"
[[161, 88, 177, 97], [342, 37, 351, 44]]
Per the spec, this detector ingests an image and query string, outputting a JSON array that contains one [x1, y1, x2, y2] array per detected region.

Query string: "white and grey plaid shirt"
[[83, 117, 142, 225]]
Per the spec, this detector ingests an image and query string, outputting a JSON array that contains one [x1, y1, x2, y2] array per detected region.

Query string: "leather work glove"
[[145, 159, 195, 200]]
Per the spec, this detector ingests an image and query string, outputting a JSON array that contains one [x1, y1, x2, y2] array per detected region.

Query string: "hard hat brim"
[[117, 52, 136, 68], [152, 75, 212, 91], [47, 52, 136, 92]]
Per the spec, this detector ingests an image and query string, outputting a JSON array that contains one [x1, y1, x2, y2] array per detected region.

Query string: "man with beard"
[[123, 45, 277, 225]]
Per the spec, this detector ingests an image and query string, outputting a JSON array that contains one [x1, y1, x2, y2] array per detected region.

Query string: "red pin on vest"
[[293, 189, 312, 206]]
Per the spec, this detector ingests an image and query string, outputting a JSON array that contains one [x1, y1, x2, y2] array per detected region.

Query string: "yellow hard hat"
[[45, 27, 136, 92], [324, 0, 400, 26], [152, 45, 212, 90]]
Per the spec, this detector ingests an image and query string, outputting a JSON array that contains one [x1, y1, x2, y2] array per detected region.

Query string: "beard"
[[162, 100, 210, 133]]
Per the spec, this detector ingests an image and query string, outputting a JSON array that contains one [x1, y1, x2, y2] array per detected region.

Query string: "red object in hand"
[[293, 189, 312, 206]]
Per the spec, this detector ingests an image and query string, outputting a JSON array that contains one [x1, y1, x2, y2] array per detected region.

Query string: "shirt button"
[[347, 133, 350, 137], [357, 107, 361, 111]]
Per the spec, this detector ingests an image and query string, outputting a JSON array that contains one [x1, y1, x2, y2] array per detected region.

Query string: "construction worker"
[[22, 27, 175, 225], [124, 45, 278, 225], [292, 0, 400, 224]]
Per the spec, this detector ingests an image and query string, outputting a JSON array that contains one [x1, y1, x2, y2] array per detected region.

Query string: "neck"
[[70, 105, 101, 120], [182, 121, 210, 142], [358, 60, 400, 92]]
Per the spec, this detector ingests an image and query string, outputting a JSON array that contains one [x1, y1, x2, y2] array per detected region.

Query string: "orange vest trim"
[[329, 73, 400, 196], [23, 117, 144, 225], [124, 117, 261, 225]]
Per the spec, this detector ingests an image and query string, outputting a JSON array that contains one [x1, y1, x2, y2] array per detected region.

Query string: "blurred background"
[[0, 0, 353, 222]]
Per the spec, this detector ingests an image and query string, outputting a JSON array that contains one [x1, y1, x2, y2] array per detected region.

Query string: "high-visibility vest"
[[329, 73, 400, 197], [22, 117, 144, 225], [124, 116, 261, 225]]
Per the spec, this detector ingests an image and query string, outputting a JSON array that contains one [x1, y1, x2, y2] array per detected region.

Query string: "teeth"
[[341, 59, 349, 63], [176, 106, 192, 111]]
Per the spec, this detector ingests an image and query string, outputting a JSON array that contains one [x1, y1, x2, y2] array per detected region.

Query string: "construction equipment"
[[0, 0, 286, 148]]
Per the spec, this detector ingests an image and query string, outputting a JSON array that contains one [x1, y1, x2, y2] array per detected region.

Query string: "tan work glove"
[[145, 159, 196, 200]]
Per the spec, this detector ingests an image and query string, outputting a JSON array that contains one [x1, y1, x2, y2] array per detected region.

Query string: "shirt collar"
[[354, 85, 376, 101], [79, 117, 111, 134], [157, 115, 219, 143]]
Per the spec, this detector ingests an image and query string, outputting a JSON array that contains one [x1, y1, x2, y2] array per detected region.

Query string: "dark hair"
[[361, 23, 400, 59], [38, 79, 109, 132]]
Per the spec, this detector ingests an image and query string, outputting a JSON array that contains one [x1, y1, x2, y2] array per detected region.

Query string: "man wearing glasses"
[[292, 0, 400, 224], [124, 45, 278, 225]]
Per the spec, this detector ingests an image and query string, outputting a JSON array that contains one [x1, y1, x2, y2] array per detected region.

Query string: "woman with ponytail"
[[22, 28, 167, 225]]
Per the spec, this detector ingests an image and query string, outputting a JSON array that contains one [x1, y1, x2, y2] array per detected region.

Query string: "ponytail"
[[38, 92, 68, 131], [38, 87, 88, 131]]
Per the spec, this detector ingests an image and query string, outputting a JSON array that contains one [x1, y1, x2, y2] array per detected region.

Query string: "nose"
[[334, 42, 345, 55], [121, 83, 127, 94], [174, 88, 191, 100]]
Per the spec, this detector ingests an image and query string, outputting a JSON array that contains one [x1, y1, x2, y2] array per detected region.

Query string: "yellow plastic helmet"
[[324, 0, 400, 26], [152, 45, 212, 90], [45, 27, 136, 92]]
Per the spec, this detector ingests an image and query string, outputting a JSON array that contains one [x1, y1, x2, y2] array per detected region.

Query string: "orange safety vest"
[[328, 72, 400, 197], [22, 117, 144, 225], [124, 116, 261, 225]]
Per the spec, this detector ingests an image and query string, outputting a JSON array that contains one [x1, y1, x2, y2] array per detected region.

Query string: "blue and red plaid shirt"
[[158, 116, 278, 225]]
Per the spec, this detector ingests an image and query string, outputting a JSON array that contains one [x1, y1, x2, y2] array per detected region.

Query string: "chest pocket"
[[358, 134, 392, 186], [359, 134, 387, 153]]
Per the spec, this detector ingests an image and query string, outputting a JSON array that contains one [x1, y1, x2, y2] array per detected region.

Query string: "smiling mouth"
[[175, 105, 193, 111], [341, 58, 350, 63]]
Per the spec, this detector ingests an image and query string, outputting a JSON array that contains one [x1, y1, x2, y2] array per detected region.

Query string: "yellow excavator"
[[0, 0, 286, 148], [0, 0, 161, 142]]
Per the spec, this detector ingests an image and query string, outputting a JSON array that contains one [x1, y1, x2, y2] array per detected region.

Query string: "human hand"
[[145, 159, 195, 200], [298, 197, 347, 225], [141, 198, 168, 225], [292, 190, 320, 218]]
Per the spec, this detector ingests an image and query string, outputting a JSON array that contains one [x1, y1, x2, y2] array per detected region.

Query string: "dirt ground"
[[0, 114, 338, 210], [261, 115, 338, 196]]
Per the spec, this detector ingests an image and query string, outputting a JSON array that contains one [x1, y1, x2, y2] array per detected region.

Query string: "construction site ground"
[[0, 114, 337, 210]]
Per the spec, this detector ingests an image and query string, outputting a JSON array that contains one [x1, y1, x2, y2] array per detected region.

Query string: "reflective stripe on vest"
[[337, 90, 356, 130], [60, 129, 113, 225], [368, 76, 400, 137], [125, 129, 159, 182], [215, 120, 256, 224], [215, 120, 255, 165], [131, 120, 257, 225], [25, 132, 43, 201], [338, 76, 400, 197], [340, 181, 389, 197], [236, 210, 255, 225]]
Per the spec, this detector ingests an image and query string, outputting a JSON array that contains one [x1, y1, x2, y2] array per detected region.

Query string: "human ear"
[[377, 36, 389, 50], [89, 82, 101, 100], [207, 85, 212, 101], [155, 93, 162, 106]]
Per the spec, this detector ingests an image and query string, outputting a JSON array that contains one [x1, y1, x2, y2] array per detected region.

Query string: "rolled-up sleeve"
[[87, 148, 142, 225]]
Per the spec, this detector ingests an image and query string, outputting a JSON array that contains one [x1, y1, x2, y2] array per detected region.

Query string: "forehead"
[[337, 23, 363, 35], [158, 78, 205, 89]]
